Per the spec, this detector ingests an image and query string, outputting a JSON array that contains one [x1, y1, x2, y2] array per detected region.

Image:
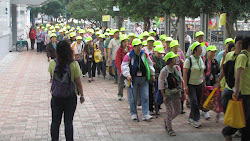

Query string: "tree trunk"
[[143, 16, 150, 31], [32, 12, 35, 27], [226, 13, 237, 38], [170, 17, 179, 39]]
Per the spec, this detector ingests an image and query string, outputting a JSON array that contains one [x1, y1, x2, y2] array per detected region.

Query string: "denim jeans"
[[221, 88, 234, 113], [50, 95, 77, 141], [127, 76, 149, 116], [112, 60, 118, 82], [188, 83, 202, 121]]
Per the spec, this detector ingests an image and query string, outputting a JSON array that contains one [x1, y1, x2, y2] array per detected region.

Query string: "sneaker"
[[203, 112, 211, 120], [131, 114, 137, 120], [190, 121, 201, 128], [118, 96, 122, 101], [137, 106, 142, 110], [187, 118, 194, 124], [142, 115, 153, 121], [82, 74, 86, 77]]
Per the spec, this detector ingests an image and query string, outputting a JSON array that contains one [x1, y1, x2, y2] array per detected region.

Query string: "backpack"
[[51, 59, 75, 98], [223, 51, 248, 89]]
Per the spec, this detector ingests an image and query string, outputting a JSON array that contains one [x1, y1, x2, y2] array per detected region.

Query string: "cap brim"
[[208, 49, 218, 52], [86, 40, 92, 42], [158, 51, 165, 53]]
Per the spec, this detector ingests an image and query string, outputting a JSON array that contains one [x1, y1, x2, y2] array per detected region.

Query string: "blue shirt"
[[216, 50, 225, 66], [52, 43, 57, 50]]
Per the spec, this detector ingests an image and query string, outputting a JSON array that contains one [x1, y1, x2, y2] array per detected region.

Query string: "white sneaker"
[[118, 96, 122, 101], [203, 112, 211, 120], [137, 106, 142, 110], [191, 121, 201, 128], [187, 118, 194, 124], [131, 114, 137, 120], [142, 115, 153, 121]]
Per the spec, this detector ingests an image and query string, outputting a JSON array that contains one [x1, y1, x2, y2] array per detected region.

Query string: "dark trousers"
[[82, 58, 88, 75], [221, 88, 234, 113], [188, 83, 202, 121], [185, 43, 190, 52], [97, 58, 106, 77], [87, 61, 96, 78], [37, 42, 43, 52], [50, 95, 77, 141], [149, 81, 154, 112], [30, 39, 35, 49]]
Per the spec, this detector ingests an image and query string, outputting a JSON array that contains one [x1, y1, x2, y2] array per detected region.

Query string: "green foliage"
[[67, 0, 113, 23], [41, 0, 64, 18]]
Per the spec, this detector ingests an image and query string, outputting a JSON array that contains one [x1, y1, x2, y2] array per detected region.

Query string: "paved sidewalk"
[[0, 50, 239, 141]]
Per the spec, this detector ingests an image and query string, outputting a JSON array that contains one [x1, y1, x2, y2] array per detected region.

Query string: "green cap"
[[109, 30, 114, 36], [52, 30, 56, 33], [55, 26, 60, 29], [147, 36, 155, 42], [160, 34, 167, 40], [113, 29, 119, 33], [71, 27, 75, 30], [142, 40, 148, 46], [206, 45, 218, 52], [106, 28, 110, 32], [79, 29, 85, 34], [99, 34, 105, 39], [50, 33, 57, 38], [165, 37, 173, 42], [37, 27, 40, 29], [154, 46, 165, 53], [76, 36, 82, 40], [104, 32, 109, 36], [95, 32, 100, 36], [195, 31, 204, 37], [132, 38, 142, 46], [95, 28, 100, 31], [191, 41, 201, 51], [120, 27, 125, 31], [150, 31, 156, 36], [76, 26, 80, 30], [85, 37, 93, 42], [170, 40, 179, 48], [143, 31, 150, 37], [120, 35, 128, 42], [59, 29, 63, 33], [154, 41, 163, 47], [224, 38, 235, 45], [129, 33, 137, 38], [164, 52, 179, 62], [69, 32, 76, 38], [66, 26, 70, 29], [139, 34, 144, 40]]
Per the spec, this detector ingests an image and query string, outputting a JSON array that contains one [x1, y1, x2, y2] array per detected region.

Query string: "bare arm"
[[75, 77, 83, 96], [183, 68, 189, 94], [234, 68, 244, 97]]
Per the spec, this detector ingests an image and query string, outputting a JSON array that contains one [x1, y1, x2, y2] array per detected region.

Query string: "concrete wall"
[[0, 34, 11, 60]]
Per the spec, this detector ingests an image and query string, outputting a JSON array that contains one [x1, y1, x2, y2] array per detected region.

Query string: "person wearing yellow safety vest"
[[158, 51, 183, 136], [121, 39, 155, 121]]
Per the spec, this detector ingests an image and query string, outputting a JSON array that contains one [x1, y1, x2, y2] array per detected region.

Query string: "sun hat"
[[50, 33, 57, 38], [147, 36, 155, 42], [165, 37, 173, 42], [139, 34, 144, 40], [85, 37, 93, 42], [143, 31, 150, 37], [99, 34, 105, 39], [195, 31, 204, 37], [164, 51, 179, 62], [191, 41, 201, 51], [142, 40, 148, 46], [149, 31, 156, 36], [170, 40, 179, 48], [206, 45, 218, 52], [76, 36, 82, 40], [160, 34, 167, 40], [120, 35, 129, 42], [129, 33, 137, 38], [120, 27, 125, 31], [132, 38, 142, 47], [224, 38, 235, 45], [154, 41, 163, 47], [154, 46, 165, 53]]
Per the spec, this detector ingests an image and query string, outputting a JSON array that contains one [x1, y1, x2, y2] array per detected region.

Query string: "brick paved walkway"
[[0, 50, 239, 141]]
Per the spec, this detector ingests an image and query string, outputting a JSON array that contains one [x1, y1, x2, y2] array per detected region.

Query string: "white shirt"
[[185, 35, 192, 43], [134, 27, 142, 37], [150, 27, 159, 34], [71, 41, 84, 54]]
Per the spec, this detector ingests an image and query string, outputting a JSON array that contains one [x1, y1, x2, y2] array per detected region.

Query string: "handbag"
[[94, 50, 103, 63], [164, 69, 181, 100], [164, 87, 181, 100], [74, 53, 83, 62]]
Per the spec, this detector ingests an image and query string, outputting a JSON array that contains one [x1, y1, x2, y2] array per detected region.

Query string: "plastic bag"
[[94, 50, 103, 63], [213, 88, 224, 113], [203, 88, 217, 110], [224, 97, 246, 129]]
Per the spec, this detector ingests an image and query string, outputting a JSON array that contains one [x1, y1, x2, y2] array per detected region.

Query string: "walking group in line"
[[30, 22, 250, 141]]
